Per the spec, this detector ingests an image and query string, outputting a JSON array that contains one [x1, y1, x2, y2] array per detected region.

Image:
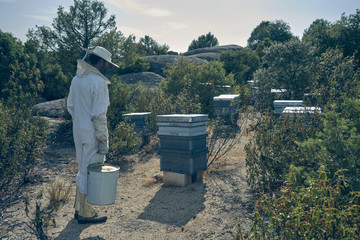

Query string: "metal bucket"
[[87, 163, 120, 205]]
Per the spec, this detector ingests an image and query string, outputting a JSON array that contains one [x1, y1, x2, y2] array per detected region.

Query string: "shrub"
[[161, 58, 234, 116], [234, 166, 360, 239], [0, 101, 47, 189], [24, 179, 72, 240], [245, 112, 322, 191], [108, 121, 141, 163]]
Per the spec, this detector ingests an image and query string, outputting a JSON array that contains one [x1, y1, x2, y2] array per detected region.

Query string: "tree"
[[247, 20, 293, 50], [138, 35, 169, 56], [116, 35, 149, 75], [334, 9, 360, 64], [26, 0, 117, 100], [188, 32, 219, 51], [34, 0, 116, 51], [254, 38, 315, 101], [220, 49, 260, 85], [0, 30, 24, 97], [0, 31, 44, 101], [302, 10, 360, 65], [161, 58, 234, 115], [254, 37, 274, 59], [302, 19, 334, 56], [94, 29, 125, 63]]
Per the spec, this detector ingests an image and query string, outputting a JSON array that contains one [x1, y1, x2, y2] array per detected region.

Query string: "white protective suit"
[[67, 60, 110, 194]]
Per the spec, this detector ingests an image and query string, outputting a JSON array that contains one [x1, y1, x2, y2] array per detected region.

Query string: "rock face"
[[120, 72, 164, 89], [146, 55, 207, 76], [130, 44, 243, 86], [183, 44, 243, 61], [34, 98, 71, 119]]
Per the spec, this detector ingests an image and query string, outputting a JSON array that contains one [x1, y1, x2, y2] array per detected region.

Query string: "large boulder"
[[185, 52, 221, 61], [146, 55, 207, 76], [34, 98, 71, 119], [184, 44, 243, 56], [183, 45, 243, 61], [120, 72, 164, 89]]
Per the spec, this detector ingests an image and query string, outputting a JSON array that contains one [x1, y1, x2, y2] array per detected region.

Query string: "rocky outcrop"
[[146, 55, 207, 76], [185, 52, 221, 61], [34, 98, 71, 119], [120, 72, 164, 89], [184, 44, 243, 56], [183, 44, 243, 61]]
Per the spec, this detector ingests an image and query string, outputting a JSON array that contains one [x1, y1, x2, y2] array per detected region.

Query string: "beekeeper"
[[67, 46, 118, 224]]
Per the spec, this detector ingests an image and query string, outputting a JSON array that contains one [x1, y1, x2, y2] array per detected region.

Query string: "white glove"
[[92, 114, 109, 155], [98, 141, 109, 155], [89, 153, 105, 164]]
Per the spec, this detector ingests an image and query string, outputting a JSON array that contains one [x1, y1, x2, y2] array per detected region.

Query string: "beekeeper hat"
[[82, 46, 119, 68]]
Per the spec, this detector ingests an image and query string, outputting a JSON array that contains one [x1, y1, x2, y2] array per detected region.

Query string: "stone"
[[163, 171, 192, 187], [146, 55, 206, 77], [119, 72, 163, 89], [163, 170, 204, 187], [34, 98, 70, 119]]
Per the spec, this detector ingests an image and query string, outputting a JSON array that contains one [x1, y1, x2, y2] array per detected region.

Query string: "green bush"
[[245, 112, 322, 191], [234, 166, 360, 240], [161, 58, 234, 116], [108, 121, 141, 162], [0, 101, 47, 189], [298, 99, 360, 190]]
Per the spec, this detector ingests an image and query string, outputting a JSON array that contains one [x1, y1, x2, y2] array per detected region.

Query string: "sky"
[[0, 0, 359, 53]]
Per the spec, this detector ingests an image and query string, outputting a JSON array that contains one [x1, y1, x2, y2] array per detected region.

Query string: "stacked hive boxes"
[[157, 114, 208, 186], [122, 112, 151, 145], [213, 94, 240, 125]]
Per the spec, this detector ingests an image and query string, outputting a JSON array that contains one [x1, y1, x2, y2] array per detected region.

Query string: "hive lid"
[[213, 94, 239, 100], [123, 112, 151, 117], [157, 114, 208, 123], [88, 164, 120, 172]]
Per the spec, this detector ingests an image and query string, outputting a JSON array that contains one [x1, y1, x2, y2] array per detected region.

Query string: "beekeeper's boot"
[[74, 186, 80, 219], [77, 192, 107, 224]]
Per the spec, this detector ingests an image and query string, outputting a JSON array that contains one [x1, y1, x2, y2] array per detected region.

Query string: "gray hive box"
[[159, 148, 208, 175], [157, 114, 208, 137], [156, 114, 208, 176], [213, 94, 240, 124], [123, 112, 151, 126], [273, 100, 303, 115], [123, 112, 152, 145]]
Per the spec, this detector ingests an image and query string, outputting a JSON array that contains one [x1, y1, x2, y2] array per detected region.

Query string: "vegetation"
[[161, 58, 234, 116], [24, 179, 72, 240], [188, 32, 219, 51], [0, 31, 47, 190], [247, 20, 293, 50], [234, 167, 360, 240], [0, 0, 360, 238]]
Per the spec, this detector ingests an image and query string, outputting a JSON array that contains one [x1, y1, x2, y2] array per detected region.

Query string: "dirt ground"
[[0, 117, 254, 240]]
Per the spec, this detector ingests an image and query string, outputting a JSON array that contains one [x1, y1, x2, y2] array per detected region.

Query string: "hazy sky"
[[0, 0, 358, 53]]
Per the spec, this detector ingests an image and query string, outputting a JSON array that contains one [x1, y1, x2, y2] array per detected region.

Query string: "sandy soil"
[[0, 117, 254, 240]]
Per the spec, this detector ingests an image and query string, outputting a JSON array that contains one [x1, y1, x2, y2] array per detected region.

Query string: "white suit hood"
[[76, 59, 111, 84]]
